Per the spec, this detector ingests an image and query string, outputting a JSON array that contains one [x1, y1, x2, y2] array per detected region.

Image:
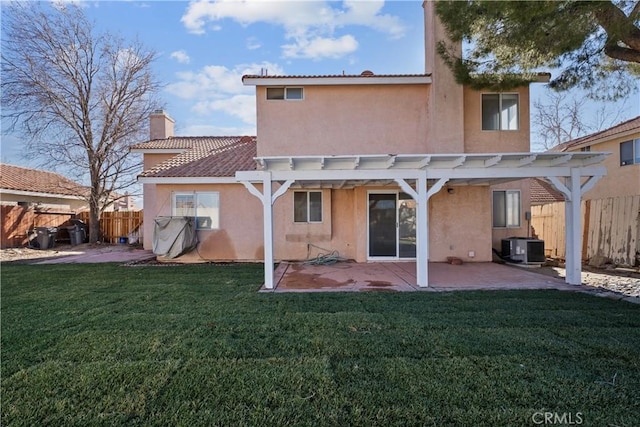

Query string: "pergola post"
[[566, 168, 582, 285], [416, 174, 428, 287], [262, 173, 274, 289], [237, 172, 294, 289], [549, 168, 594, 286]]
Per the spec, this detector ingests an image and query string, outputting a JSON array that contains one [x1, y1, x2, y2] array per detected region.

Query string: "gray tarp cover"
[[153, 217, 198, 259]]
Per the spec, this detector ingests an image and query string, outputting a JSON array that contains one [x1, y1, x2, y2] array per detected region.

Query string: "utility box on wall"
[[501, 237, 545, 264]]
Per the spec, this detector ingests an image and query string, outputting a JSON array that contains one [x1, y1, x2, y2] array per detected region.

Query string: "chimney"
[[149, 110, 175, 140], [423, 0, 464, 152]]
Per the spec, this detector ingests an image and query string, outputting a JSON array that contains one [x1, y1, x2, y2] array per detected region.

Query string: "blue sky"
[[1, 0, 638, 168]]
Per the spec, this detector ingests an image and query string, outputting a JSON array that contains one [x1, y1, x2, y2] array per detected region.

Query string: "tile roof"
[[0, 163, 87, 197], [139, 136, 257, 178], [530, 178, 565, 205], [550, 116, 640, 152], [131, 136, 239, 151]]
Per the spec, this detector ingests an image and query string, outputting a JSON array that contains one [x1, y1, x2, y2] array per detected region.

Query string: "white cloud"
[[180, 123, 256, 137], [50, 0, 87, 10], [166, 61, 285, 125], [193, 94, 256, 125], [115, 48, 140, 71], [181, 0, 405, 59], [170, 50, 191, 64], [282, 35, 358, 60], [246, 36, 261, 50]]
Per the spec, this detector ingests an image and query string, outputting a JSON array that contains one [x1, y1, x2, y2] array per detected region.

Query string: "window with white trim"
[[492, 190, 521, 228], [482, 93, 519, 130], [267, 87, 304, 100], [172, 192, 219, 230], [294, 191, 322, 223], [620, 138, 640, 166]]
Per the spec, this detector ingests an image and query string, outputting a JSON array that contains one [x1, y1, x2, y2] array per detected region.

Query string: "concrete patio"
[[265, 261, 579, 292]]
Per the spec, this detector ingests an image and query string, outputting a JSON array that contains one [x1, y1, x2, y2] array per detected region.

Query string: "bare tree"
[[532, 90, 628, 151], [1, 3, 161, 243], [532, 92, 591, 151]]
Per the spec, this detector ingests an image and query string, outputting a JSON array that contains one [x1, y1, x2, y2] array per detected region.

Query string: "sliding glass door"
[[368, 192, 416, 259]]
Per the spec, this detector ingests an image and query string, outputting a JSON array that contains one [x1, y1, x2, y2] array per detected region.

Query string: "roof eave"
[[561, 128, 640, 151], [137, 176, 239, 184], [243, 75, 432, 86], [130, 148, 188, 154], [0, 188, 86, 200]]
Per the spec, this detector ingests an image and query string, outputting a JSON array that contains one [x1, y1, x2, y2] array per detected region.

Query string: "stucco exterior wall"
[[353, 185, 492, 263], [568, 135, 640, 200], [255, 84, 431, 157], [463, 86, 531, 153], [143, 153, 180, 170], [0, 194, 88, 212], [141, 183, 497, 264], [142, 183, 263, 261], [424, 0, 464, 152], [273, 188, 357, 261], [428, 186, 493, 262], [141, 184, 357, 262]]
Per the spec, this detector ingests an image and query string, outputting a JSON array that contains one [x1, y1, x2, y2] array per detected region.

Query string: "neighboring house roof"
[[530, 178, 565, 206], [0, 163, 86, 199], [551, 116, 640, 152], [135, 136, 257, 178]]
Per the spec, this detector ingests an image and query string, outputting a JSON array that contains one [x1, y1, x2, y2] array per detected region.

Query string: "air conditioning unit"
[[501, 237, 545, 264]]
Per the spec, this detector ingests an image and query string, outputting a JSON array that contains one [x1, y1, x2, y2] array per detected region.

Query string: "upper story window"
[[482, 93, 519, 131], [172, 192, 220, 230], [294, 191, 322, 223], [620, 138, 640, 166], [267, 87, 304, 100], [580, 146, 591, 152]]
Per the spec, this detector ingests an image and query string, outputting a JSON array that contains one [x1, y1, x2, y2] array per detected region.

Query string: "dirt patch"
[[1, 243, 152, 265], [1, 245, 85, 263], [364, 280, 392, 287], [279, 270, 354, 289]]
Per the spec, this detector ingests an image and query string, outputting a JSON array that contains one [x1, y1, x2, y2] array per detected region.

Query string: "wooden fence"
[[77, 210, 143, 244], [1, 205, 75, 248], [531, 195, 640, 266]]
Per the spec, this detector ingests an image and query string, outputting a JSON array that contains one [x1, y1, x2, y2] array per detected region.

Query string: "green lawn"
[[2, 263, 639, 426]]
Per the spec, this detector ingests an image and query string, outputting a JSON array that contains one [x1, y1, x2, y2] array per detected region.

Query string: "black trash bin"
[[36, 227, 57, 249]]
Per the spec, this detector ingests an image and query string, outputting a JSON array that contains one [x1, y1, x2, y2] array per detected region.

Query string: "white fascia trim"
[[243, 76, 431, 86], [0, 189, 85, 200], [138, 176, 238, 184], [130, 148, 187, 154]]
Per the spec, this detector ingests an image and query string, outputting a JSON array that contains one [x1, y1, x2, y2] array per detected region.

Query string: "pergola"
[[236, 152, 608, 289]]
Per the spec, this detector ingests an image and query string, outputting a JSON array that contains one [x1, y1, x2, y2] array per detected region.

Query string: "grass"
[[2, 263, 639, 426]]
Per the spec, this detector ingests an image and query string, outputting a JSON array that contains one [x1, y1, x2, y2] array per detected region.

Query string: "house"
[[0, 163, 90, 247], [0, 163, 90, 212], [0, 163, 134, 213], [132, 1, 607, 288], [551, 116, 639, 200], [532, 117, 640, 265]]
